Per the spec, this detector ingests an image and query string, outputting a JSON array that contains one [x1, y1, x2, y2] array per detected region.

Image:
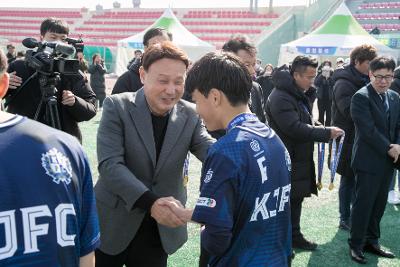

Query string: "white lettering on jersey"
[[279, 184, 291, 212], [0, 204, 77, 260], [250, 184, 291, 222], [269, 188, 280, 218], [0, 210, 17, 260], [256, 156, 268, 183], [21, 205, 52, 254], [55, 204, 76, 247], [250, 193, 270, 221]]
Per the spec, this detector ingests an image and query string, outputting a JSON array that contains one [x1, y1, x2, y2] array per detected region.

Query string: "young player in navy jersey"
[[0, 50, 100, 266], [165, 52, 292, 266]]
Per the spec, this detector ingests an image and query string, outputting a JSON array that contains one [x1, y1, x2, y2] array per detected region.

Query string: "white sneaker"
[[387, 190, 400, 205]]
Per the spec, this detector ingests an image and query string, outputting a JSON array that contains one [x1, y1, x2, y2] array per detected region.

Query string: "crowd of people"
[[1, 16, 400, 267]]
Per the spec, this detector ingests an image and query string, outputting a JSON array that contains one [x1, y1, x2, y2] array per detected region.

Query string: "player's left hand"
[[62, 90, 76, 106]]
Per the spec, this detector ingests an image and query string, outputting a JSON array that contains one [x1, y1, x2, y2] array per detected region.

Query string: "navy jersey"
[[192, 113, 292, 267], [0, 116, 100, 266]]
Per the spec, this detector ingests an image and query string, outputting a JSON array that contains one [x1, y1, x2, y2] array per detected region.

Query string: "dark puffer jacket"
[[266, 67, 331, 198], [331, 65, 369, 178], [112, 57, 143, 94], [390, 67, 400, 94]]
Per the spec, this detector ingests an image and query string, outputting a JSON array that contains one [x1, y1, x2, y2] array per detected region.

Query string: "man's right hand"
[[327, 126, 344, 139], [150, 197, 186, 228], [8, 71, 22, 89], [388, 144, 400, 163]]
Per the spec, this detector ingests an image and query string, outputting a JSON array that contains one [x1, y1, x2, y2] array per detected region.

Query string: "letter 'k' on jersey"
[[192, 113, 292, 267], [0, 116, 100, 267]]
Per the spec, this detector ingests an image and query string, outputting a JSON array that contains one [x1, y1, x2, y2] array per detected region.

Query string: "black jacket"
[[88, 63, 106, 94], [256, 75, 274, 106], [112, 58, 143, 95], [314, 74, 334, 101], [266, 68, 331, 198], [5, 60, 97, 142], [250, 81, 266, 124], [390, 67, 400, 94], [331, 65, 369, 177], [351, 84, 400, 174]]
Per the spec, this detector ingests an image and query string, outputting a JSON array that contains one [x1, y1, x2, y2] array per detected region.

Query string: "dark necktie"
[[380, 93, 390, 121]]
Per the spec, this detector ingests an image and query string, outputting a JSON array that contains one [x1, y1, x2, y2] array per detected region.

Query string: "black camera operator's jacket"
[[6, 60, 97, 143]]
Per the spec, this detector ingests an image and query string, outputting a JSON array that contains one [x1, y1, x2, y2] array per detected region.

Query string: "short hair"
[[394, 66, 400, 79], [0, 50, 7, 75], [369, 56, 396, 72], [16, 51, 25, 57], [291, 56, 318, 74], [134, 49, 142, 54], [222, 39, 256, 56], [185, 52, 252, 106], [143, 27, 172, 47], [350, 44, 377, 65], [141, 41, 189, 71], [6, 44, 15, 49], [40, 17, 69, 36]]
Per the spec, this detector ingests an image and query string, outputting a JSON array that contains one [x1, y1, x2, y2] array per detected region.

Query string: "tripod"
[[34, 73, 62, 130]]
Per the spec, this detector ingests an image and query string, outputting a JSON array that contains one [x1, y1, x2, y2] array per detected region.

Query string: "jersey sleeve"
[[78, 152, 101, 257], [192, 152, 238, 229]]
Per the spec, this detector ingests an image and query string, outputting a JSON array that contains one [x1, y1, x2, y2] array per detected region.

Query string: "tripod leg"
[[47, 99, 61, 130]]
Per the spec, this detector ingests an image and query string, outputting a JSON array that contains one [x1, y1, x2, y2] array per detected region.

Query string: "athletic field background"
[[80, 112, 400, 267]]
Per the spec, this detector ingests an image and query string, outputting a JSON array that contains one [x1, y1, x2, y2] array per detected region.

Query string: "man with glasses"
[[349, 56, 399, 264]]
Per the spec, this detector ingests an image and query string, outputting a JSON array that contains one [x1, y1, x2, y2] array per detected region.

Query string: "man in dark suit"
[[349, 56, 399, 264]]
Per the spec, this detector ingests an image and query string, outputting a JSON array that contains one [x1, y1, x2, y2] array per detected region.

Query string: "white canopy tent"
[[278, 3, 398, 65], [115, 9, 215, 75]]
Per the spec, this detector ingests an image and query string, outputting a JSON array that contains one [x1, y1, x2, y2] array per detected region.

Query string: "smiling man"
[[349, 56, 399, 264], [95, 42, 214, 267]]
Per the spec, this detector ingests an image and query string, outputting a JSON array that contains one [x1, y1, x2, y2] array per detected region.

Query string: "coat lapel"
[[388, 91, 397, 139], [155, 102, 187, 177], [128, 90, 156, 168]]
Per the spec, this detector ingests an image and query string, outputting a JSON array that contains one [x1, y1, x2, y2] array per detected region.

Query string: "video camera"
[[66, 37, 84, 54], [22, 37, 79, 75]]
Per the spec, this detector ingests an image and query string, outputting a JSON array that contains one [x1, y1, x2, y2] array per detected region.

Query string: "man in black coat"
[[112, 28, 172, 95], [331, 44, 377, 231], [314, 66, 334, 126], [349, 57, 399, 264], [5, 18, 96, 143], [266, 56, 343, 251]]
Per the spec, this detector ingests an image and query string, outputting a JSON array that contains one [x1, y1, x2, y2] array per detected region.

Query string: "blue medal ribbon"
[[329, 133, 345, 190], [317, 142, 325, 190]]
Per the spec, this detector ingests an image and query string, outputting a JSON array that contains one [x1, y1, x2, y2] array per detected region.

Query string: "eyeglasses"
[[372, 74, 394, 82]]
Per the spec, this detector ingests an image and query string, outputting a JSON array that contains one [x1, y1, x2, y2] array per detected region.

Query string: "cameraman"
[[5, 18, 97, 143]]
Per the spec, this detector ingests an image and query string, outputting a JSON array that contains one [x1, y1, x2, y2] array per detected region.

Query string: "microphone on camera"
[[22, 38, 76, 56]]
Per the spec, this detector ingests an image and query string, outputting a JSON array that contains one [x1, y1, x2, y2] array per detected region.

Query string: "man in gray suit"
[[94, 42, 214, 267]]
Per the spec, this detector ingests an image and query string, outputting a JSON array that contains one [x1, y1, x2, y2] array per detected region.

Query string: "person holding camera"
[[88, 53, 107, 109], [5, 18, 97, 143]]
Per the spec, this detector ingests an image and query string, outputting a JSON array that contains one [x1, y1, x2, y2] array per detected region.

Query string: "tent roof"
[[118, 9, 214, 49], [281, 3, 396, 54]]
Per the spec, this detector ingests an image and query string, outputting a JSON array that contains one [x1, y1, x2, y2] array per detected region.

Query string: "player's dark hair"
[[143, 27, 172, 47], [369, 56, 396, 72], [290, 56, 318, 75], [40, 17, 69, 36], [141, 41, 188, 71], [185, 52, 252, 106]]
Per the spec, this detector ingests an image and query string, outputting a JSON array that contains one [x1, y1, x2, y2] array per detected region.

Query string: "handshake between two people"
[[150, 197, 194, 228]]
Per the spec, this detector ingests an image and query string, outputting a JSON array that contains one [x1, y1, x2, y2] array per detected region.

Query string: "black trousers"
[[317, 99, 332, 126], [349, 168, 393, 249], [291, 197, 304, 239], [95, 215, 168, 267]]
